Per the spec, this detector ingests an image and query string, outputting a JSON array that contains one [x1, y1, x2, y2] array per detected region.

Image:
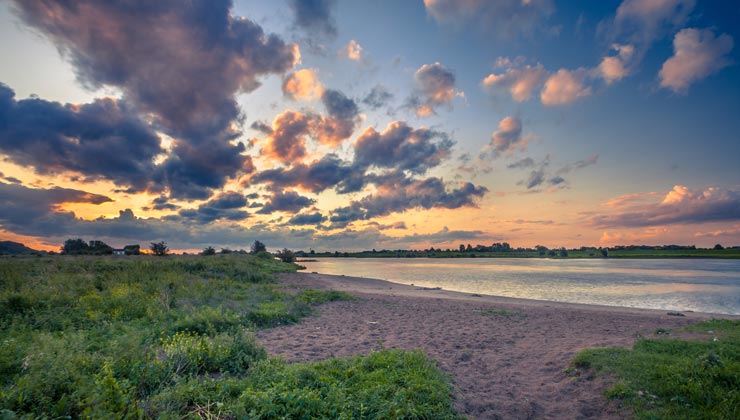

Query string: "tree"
[[123, 244, 140, 255], [276, 248, 296, 263], [202, 246, 216, 256], [150, 241, 169, 256], [251, 240, 266, 254], [88, 240, 113, 255], [61, 238, 89, 255], [714, 243, 724, 250]]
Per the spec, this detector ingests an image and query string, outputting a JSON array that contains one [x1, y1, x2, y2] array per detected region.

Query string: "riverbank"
[[257, 272, 738, 419]]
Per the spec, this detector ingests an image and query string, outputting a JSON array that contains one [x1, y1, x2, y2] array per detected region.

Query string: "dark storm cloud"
[[11, 0, 297, 199], [353, 122, 454, 174], [250, 120, 273, 135], [0, 84, 162, 191], [330, 176, 487, 223], [0, 181, 112, 236], [251, 154, 353, 193], [151, 195, 180, 211], [362, 85, 394, 110], [322, 89, 359, 121], [176, 192, 250, 223], [287, 0, 337, 37], [286, 212, 326, 226], [257, 191, 315, 214]]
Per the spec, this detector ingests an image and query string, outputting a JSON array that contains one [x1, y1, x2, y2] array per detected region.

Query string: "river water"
[[299, 258, 740, 315]]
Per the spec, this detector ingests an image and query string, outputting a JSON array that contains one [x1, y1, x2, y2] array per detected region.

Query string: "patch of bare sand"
[[256, 272, 735, 419]]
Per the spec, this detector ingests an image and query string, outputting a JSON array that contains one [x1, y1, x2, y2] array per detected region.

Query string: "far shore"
[[257, 272, 738, 419]]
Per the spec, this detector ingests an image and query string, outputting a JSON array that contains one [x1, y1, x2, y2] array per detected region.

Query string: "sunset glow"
[[0, 0, 738, 252]]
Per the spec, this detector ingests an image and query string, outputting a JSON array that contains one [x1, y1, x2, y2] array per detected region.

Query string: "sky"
[[0, 0, 739, 252]]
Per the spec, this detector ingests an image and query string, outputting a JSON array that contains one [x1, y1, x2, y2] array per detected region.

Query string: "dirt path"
[[256, 272, 729, 419]]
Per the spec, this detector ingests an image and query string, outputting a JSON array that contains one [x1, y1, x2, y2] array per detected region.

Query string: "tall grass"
[[0, 255, 460, 419]]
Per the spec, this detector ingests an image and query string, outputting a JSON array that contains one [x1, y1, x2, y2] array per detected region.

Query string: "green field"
[[0, 255, 460, 419], [573, 320, 740, 419]]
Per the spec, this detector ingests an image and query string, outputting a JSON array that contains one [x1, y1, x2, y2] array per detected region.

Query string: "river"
[[298, 257, 740, 315]]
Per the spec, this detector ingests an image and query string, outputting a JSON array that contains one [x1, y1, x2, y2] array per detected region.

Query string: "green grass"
[[572, 319, 740, 419], [0, 255, 460, 419], [476, 308, 527, 318]]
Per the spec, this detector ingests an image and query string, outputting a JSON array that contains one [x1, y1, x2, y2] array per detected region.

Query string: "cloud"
[[353, 121, 454, 174], [250, 154, 353, 193], [260, 110, 312, 163], [482, 63, 547, 102], [322, 89, 359, 121], [384, 226, 486, 247], [368, 221, 408, 231], [0, 84, 162, 192], [514, 154, 597, 190], [282, 69, 325, 100], [614, 0, 695, 46], [0, 181, 112, 237], [339, 40, 363, 61], [423, 0, 555, 38], [177, 192, 250, 223], [287, 0, 337, 37], [589, 185, 740, 228], [11, 0, 298, 199], [250, 120, 273, 135], [488, 116, 528, 157], [330, 176, 487, 223], [506, 157, 535, 169], [541, 69, 591, 106], [362, 85, 394, 110], [659, 28, 734, 93], [286, 212, 326, 226], [598, 44, 635, 84], [257, 191, 315, 214], [410, 62, 462, 116], [554, 154, 599, 176], [151, 195, 180, 211], [694, 225, 740, 239]]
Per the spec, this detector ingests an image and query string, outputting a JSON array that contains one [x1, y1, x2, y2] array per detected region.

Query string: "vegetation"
[[0, 254, 458, 419], [275, 248, 296, 263], [250, 240, 266, 255], [150, 241, 169, 256], [297, 244, 740, 259], [572, 319, 740, 419]]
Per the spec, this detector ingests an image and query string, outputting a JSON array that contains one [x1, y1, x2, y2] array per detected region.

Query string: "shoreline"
[[257, 272, 737, 419], [299, 270, 740, 318]]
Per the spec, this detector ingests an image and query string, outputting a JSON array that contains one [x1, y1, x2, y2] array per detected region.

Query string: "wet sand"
[[256, 272, 735, 419]]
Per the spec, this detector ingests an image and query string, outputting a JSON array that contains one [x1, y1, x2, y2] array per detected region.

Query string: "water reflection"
[[300, 258, 740, 315]]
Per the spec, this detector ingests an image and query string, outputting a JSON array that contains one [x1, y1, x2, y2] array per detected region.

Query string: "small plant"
[[477, 308, 527, 318]]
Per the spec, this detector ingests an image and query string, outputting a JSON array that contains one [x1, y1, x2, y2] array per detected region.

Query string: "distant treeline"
[[295, 243, 740, 259]]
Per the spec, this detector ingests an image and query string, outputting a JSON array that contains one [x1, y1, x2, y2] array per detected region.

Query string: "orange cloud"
[[282, 68, 324, 100], [339, 39, 363, 61]]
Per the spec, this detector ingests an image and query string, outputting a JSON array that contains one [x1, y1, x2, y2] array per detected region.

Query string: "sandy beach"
[[256, 272, 737, 419]]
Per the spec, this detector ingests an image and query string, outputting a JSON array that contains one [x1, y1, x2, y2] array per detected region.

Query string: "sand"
[[256, 272, 736, 419]]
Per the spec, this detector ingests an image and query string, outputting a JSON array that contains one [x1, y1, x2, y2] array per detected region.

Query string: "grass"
[[572, 319, 740, 419], [0, 255, 460, 419], [476, 308, 527, 318]]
